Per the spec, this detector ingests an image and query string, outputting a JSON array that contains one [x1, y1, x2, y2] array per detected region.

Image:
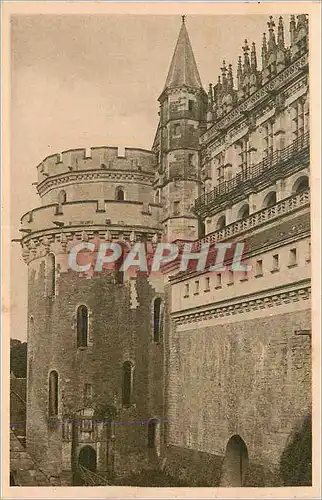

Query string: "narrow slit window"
[[272, 254, 279, 271], [255, 259, 263, 276], [77, 305, 88, 348], [289, 248, 297, 266], [47, 253, 56, 297], [228, 270, 234, 284], [153, 298, 162, 342], [184, 283, 189, 297], [48, 370, 58, 418], [122, 361, 133, 406]]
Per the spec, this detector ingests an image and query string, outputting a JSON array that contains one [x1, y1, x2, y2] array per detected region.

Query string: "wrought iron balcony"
[[194, 132, 310, 218]]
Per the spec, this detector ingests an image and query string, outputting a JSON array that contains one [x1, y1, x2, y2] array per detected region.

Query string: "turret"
[[152, 17, 207, 241]]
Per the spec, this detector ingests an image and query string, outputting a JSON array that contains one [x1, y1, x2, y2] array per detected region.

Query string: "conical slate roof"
[[164, 19, 203, 90]]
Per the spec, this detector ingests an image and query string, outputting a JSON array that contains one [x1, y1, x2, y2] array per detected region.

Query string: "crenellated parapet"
[[36, 146, 156, 187], [20, 199, 163, 263], [34, 147, 158, 207]]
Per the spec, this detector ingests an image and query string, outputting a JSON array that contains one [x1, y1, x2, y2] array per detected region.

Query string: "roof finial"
[[182, 15, 186, 24]]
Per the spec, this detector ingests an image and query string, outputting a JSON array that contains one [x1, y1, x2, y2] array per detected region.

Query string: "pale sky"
[[10, 14, 291, 340]]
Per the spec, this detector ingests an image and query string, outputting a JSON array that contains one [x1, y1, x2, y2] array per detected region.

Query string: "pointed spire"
[[262, 33, 268, 67], [277, 16, 285, 48], [207, 83, 213, 110], [267, 16, 276, 50], [237, 55, 243, 88], [227, 64, 234, 90], [251, 42, 257, 72], [297, 14, 307, 29], [242, 39, 250, 74], [163, 18, 203, 91], [221, 60, 228, 90], [290, 15, 296, 45]]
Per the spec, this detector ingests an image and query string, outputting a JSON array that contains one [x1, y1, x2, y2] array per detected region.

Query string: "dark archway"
[[216, 215, 226, 230], [292, 176, 309, 194], [79, 445, 97, 473], [237, 204, 249, 221], [262, 191, 277, 208], [220, 435, 249, 486]]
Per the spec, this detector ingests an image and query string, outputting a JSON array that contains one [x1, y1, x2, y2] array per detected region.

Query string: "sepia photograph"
[[2, 1, 321, 498]]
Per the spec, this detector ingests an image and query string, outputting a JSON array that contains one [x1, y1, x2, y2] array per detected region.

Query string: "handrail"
[[78, 464, 111, 486], [171, 189, 310, 255], [195, 132, 310, 212]]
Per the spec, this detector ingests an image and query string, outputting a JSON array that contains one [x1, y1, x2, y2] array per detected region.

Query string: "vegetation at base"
[[280, 414, 312, 486], [10, 339, 27, 378]]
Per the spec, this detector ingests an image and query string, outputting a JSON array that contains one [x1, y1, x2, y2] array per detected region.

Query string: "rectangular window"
[[184, 283, 189, 297], [188, 153, 194, 168], [194, 280, 199, 295], [216, 153, 225, 183], [289, 248, 297, 266], [204, 277, 210, 291], [263, 121, 274, 158], [239, 136, 250, 172], [272, 254, 279, 271], [227, 270, 234, 285], [173, 200, 180, 216], [255, 259, 263, 277], [188, 100, 194, 112], [215, 273, 222, 288]]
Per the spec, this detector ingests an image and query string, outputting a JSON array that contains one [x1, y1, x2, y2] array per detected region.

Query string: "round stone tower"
[[21, 146, 166, 483]]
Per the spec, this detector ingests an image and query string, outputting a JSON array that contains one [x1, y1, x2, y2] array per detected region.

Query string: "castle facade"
[[19, 15, 311, 486]]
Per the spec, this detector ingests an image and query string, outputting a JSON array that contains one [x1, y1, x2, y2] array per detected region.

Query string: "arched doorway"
[[79, 445, 97, 473], [220, 435, 249, 486]]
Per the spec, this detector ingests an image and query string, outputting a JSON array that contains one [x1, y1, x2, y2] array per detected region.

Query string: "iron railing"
[[194, 131, 310, 217]]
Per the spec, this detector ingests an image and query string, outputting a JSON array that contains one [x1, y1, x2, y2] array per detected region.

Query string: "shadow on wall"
[[280, 415, 312, 486]]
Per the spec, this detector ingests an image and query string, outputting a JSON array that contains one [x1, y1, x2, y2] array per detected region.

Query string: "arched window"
[[262, 191, 277, 209], [47, 253, 56, 297], [122, 361, 133, 406], [153, 298, 162, 342], [58, 190, 67, 204], [77, 305, 88, 348], [292, 176, 309, 194], [115, 187, 125, 201], [237, 204, 249, 220], [48, 370, 58, 417], [216, 215, 226, 230]]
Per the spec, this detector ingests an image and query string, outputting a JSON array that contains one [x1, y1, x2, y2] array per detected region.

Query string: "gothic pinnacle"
[[277, 16, 285, 48]]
